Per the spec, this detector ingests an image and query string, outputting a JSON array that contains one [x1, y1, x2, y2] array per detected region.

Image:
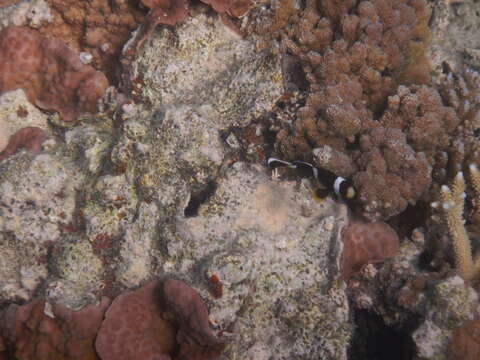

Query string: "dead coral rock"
[[159, 278, 226, 358], [0, 26, 108, 122], [0, 126, 47, 161], [95, 279, 176, 360], [341, 217, 399, 280], [352, 127, 431, 221], [449, 317, 480, 360], [39, 0, 146, 80], [0, 297, 110, 360]]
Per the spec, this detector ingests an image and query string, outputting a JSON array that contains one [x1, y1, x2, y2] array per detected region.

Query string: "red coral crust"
[[0, 126, 47, 161], [0, 26, 108, 122], [341, 218, 399, 280]]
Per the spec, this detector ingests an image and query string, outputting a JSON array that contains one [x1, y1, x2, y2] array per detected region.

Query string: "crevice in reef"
[[349, 309, 417, 360], [184, 181, 217, 217]]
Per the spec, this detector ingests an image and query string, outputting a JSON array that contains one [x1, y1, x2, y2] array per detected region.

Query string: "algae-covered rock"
[[165, 162, 352, 360], [412, 275, 478, 360], [133, 12, 283, 127], [47, 239, 104, 309], [0, 152, 86, 301]]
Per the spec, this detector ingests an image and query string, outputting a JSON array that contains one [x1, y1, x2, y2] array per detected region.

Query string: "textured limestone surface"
[[430, 0, 480, 74], [0, 0, 52, 29], [168, 162, 352, 359], [412, 276, 479, 360], [0, 152, 86, 302], [134, 12, 283, 127]]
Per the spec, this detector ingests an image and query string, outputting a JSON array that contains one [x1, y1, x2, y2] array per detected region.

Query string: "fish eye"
[[346, 187, 356, 199]]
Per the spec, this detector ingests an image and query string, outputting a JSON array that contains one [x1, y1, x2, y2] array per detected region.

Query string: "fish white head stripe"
[[334, 177, 345, 196]]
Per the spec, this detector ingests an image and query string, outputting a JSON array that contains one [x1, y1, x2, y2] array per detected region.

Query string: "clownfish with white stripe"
[[267, 157, 356, 201]]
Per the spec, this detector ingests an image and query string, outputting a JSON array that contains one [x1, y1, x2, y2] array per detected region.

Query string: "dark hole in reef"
[[281, 54, 310, 92], [387, 201, 428, 240], [184, 181, 217, 217], [349, 309, 417, 360]]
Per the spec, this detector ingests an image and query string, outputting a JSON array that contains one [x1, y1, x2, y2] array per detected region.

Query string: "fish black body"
[[267, 157, 356, 201]]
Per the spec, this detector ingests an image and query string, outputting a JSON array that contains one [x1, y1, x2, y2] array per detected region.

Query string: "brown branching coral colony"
[[263, 0, 480, 284], [0, 0, 480, 358]]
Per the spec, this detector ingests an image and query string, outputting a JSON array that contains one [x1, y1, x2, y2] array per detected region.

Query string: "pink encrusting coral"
[[340, 217, 400, 280], [141, 0, 188, 26], [95, 278, 225, 360], [0, 26, 108, 122], [95, 279, 176, 360], [0, 297, 110, 360], [159, 278, 226, 359], [200, 0, 252, 17], [0, 127, 47, 161]]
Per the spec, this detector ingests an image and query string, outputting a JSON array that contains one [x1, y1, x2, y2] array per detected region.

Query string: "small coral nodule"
[[0, 126, 47, 161]]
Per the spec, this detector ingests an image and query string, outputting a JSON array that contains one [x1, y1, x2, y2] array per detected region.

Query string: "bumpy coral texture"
[[142, 0, 188, 26], [270, 0, 433, 220], [437, 69, 480, 177], [0, 26, 108, 122], [449, 317, 480, 360], [341, 217, 399, 280], [381, 84, 460, 154], [352, 127, 431, 221], [200, 0, 252, 17], [159, 279, 226, 360], [0, 127, 47, 161], [277, 0, 431, 155], [95, 279, 176, 360], [96, 278, 225, 360], [39, 0, 146, 80], [0, 297, 110, 360]]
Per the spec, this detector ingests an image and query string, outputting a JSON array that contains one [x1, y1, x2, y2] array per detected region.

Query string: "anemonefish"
[[267, 157, 356, 201]]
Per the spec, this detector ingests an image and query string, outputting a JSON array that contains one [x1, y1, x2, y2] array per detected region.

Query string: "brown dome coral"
[[0, 26, 108, 122], [352, 127, 431, 221]]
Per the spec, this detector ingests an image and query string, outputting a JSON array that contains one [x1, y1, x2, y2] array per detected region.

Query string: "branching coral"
[[381, 85, 460, 153], [265, 0, 434, 220], [352, 127, 431, 221], [431, 165, 480, 282], [0, 26, 108, 122]]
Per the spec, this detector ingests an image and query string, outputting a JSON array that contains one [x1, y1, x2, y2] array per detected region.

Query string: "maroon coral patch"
[[340, 217, 400, 280], [0, 126, 47, 161]]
